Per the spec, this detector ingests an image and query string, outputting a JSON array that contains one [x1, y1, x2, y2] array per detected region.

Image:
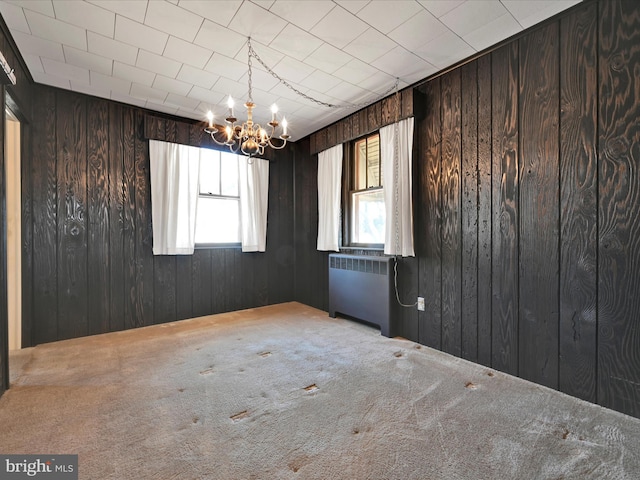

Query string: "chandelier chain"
[[247, 49, 253, 102], [246, 37, 399, 110]]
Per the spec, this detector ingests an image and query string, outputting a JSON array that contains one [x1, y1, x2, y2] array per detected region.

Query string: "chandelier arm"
[[208, 130, 231, 147], [266, 137, 287, 150]]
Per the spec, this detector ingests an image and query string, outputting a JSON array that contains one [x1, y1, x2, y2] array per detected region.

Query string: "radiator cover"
[[328, 253, 395, 337]]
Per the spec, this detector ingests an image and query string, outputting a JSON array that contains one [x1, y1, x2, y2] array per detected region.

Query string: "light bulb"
[[206, 111, 214, 128], [282, 117, 288, 135]]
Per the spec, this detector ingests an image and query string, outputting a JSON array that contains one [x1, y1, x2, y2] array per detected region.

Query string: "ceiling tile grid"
[[0, 0, 581, 140]]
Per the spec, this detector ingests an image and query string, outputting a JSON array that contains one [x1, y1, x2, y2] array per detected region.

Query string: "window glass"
[[351, 189, 385, 244], [195, 196, 240, 244], [195, 149, 241, 245], [199, 148, 220, 195], [350, 133, 384, 245]]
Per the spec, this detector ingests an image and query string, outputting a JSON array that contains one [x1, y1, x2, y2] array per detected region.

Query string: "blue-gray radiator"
[[328, 254, 395, 337]]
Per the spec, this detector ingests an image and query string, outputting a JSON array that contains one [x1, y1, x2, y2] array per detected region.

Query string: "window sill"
[[340, 245, 384, 252], [195, 243, 242, 250]]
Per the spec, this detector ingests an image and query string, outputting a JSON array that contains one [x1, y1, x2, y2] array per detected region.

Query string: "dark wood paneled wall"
[[22, 86, 294, 346], [293, 0, 640, 419]]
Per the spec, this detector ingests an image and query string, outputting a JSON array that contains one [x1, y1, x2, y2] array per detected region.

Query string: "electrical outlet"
[[417, 297, 425, 311]]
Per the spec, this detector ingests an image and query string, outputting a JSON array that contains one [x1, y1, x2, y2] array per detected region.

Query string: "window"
[[195, 149, 241, 245], [348, 133, 385, 246]]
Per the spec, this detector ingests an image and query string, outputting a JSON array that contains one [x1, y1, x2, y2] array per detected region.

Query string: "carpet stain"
[[394, 351, 404, 358], [414, 345, 422, 350], [465, 382, 477, 390], [199, 366, 214, 375], [487, 371, 495, 377], [230, 410, 249, 422], [178, 388, 185, 392], [562, 428, 570, 440], [352, 427, 360, 434], [304, 384, 319, 393]]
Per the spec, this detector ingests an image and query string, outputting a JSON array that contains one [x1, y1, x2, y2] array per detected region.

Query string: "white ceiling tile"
[[22, 53, 44, 73], [334, 0, 370, 15], [113, 62, 155, 86], [164, 92, 200, 110], [193, 19, 247, 59], [227, 1, 287, 46], [211, 76, 248, 100], [357, 0, 423, 34], [252, 0, 276, 10], [187, 85, 225, 106], [7, 0, 55, 17], [130, 83, 169, 104], [333, 58, 380, 85], [370, 45, 435, 79], [413, 30, 475, 68], [53, 0, 115, 37], [270, 23, 323, 62], [464, 12, 522, 51], [502, 0, 581, 29], [63, 45, 113, 75], [328, 81, 372, 104], [70, 81, 111, 99], [388, 9, 449, 51], [178, 64, 219, 89], [268, 0, 336, 31], [144, 100, 178, 115], [303, 43, 352, 74], [144, 1, 203, 42], [153, 75, 192, 96], [310, 5, 369, 49], [87, 32, 138, 66], [163, 36, 212, 69], [114, 16, 168, 55], [24, 9, 87, 49], [41, 57, 89, 83], [240, 67, 280, 93], [440, 1, 508, 37], [11, 30, 64, 61], [86, 0, 147, 22], [32, 70, 70, 89], [356, 72, 398, 95], [268, 80, 309, 102], [204, 53, 247, 82], [136, 49, 182, 78], [177, 0, 242, 27], [89, 72, 131, 95], [91, 70, 132, 94], [246, 89, 279, 110], [272, 56, 315, 84], [110, 91, 146, 108], [299, 69, 342, 94], [0, 2, 30, 33], [418, 0, 465, 18], [343, 28, 396, 64], [234, 40, 284, 72]]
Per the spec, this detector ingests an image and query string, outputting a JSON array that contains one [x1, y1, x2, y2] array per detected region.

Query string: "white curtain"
[[381, 117, 415, 257], [317, 144, 343, 251], [149, 140, 201, 255], [239, 157, 269, 252]]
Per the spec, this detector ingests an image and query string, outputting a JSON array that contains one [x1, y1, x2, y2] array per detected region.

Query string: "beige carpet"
[[1, 302, 639, 479]]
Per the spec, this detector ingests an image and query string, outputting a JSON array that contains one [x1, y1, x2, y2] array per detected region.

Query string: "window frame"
[[194, 148, 242, 249], [342, 132, 384, 249]]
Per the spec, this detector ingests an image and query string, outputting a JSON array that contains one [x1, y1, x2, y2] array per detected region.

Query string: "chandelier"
[[205, 38, 289, 157]]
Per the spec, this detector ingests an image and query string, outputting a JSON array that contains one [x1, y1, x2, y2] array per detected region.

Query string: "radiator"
[[328, 253, 395, 337]]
